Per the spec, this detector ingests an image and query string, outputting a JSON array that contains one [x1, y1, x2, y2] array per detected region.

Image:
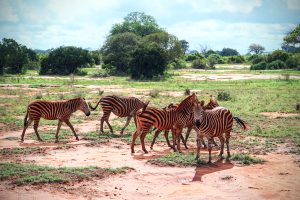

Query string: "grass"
[[231, 153, 265, 165], [0, 147, 45, 155], [148, 152, 205, 167], [0, 162, 132, 186]]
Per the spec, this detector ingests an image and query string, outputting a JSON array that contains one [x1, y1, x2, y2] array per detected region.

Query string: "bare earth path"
[[0, 122, 300, 200]]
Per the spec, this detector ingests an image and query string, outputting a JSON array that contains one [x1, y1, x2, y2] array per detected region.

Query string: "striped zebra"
[[193, 101, 248, 163], [20, 97, 90, 143], [89, 95, 149, 134], [131, 93, 197, 153], [150, 96, 219, 150]]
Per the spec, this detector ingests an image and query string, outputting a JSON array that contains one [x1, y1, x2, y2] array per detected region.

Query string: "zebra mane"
[[176, 93, 196, 111]]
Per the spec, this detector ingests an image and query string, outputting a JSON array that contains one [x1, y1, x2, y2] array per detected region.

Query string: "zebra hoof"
[[38, 139, 44, 142], [76, 137, 79, 141], [55, 140, 59, 143]]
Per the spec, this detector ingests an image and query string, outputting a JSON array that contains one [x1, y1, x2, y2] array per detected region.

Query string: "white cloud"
[[287, 0, 300, 10], [167, 20, 290, 53], [175, 0, 262, 14], [0, 0, 19, 22]]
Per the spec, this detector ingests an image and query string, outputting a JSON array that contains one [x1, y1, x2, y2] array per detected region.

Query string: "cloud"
[[175, 0, 262, 14], [0, 0, 19, 22], [287, 0, 300, 10], [167, 20, 290, 53]]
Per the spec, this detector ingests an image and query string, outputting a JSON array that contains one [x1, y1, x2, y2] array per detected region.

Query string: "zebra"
[[89, 95, 149, 135], [131, 93, 197, 154], [150, 95, 219, 150], [20, 97, 90, 143], [193, 101, 248, 163]]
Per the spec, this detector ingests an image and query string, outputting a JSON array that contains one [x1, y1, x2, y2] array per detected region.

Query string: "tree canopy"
[[282, 24, 300, 53], [40, 46, 93, 75], [248, 43, 265, 54], [219, 48, 239, 56], [110, 12, 163, 37], [0, 38, 37, 75]]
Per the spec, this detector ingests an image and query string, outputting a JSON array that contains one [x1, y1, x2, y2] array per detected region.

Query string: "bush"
[[217, 91, 231, 101], [90, 69, 110, 78], [40, 46, 93, 75], [250, 61, 267, 70], [227, 55, 245, 64], [285, 53, 300, 69], [185, 53, 205, 62], [192, 58, 207, 69], [149, 89, 160, 98], [169, 58, 187, 69], [267, 50, 289, 63], [250, 54, 266, 64], [266, 60, 286, 70], [130, 42, 167, 79]]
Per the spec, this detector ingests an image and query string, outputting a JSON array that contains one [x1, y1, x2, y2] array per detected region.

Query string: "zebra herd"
[[20, 94, 247, 163]]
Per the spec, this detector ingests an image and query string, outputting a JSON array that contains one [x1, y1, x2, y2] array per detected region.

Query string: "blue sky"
[[0, 0, 299, 54]]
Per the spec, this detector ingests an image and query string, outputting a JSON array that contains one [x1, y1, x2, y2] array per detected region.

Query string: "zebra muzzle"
[[195, 119, 201, 129]]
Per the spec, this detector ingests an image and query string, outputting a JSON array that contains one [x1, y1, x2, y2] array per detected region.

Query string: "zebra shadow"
[[192, 158, 234, 182]]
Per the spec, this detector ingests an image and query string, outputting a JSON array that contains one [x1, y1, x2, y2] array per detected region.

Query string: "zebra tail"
[[24, 110, 28, 126], [88, 99, 101, 111], [233, 117, 249, 131]]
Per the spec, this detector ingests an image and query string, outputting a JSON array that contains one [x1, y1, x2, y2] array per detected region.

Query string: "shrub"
[[266, 60, 286, 70], [169, 58, 187, 69], [285, 53, 300, 69], [90, 69, 110, 78], [250, 61, 267, 70], [184, 88, 191, 96], [192, 58, 207, 69], [185, 53, 205, 62], [267, 50, 289, 63], [149, 89, 160, 98], [227, 55, 245, 64], [130, 42, 167, 79], [250, 54, 266, 64], [217, 91, 231, 101]]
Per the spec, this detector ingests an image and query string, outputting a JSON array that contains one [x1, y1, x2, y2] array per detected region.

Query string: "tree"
[[40, 46, 93, 75], [220, 48, 239, 56], [130, 42, 167, 79], [101, 32, 140, 74], [0, 38, 37, 74], [248, 43, 265, 54], [180, 40, 189, 54], [282, 23, 300, 53], [110, 12, 162, 37], [143, 32, 183, 63]]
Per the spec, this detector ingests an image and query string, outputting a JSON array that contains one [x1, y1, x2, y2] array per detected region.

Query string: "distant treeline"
[[0, 12, 299, 77]]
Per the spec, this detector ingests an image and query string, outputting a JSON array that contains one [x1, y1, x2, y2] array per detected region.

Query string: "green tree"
[[0, 38, 37, 74], [40, 46, 92, 75], [130, 42, 167, 79], [220, 48, 239, 56], [101, 32, 140, 74], [143, 31, 183, 63], [282, 23, 300, 53], [180, 40, 189, 54], [110, 12, 162, 37], [248, 43, 265, 54]]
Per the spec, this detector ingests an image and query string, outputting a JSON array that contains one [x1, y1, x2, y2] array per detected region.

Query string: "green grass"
[[231, 153, 265, 165], [147, 152, 205, 167], [0, 162, 132, 186], [0, 147, 45, 155]]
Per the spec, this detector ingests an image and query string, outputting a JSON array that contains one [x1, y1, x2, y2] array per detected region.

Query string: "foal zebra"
[[21, 97, 90, 142], [131, 93, 197, 153], [89, 95, 149, 134], [150, 95, 219, 150], [193, 101, 248, 163]]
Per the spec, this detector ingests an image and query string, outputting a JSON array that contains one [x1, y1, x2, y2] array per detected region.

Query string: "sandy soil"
[[180, 73, 300, 81], [0, 120, 300, 200], [260, 112, 300, 118]]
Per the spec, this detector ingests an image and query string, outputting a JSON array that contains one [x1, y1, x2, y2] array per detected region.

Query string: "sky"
[[0, 0, 299, 54]]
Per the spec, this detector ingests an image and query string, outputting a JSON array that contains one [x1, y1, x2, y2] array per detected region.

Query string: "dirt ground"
[[0, 120, 300, 200]]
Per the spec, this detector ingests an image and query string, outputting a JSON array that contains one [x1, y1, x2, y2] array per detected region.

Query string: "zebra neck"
[[66, 99, 79, 113]]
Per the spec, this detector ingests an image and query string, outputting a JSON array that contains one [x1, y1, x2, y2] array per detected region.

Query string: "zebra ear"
[[200, 100, 205, 107]]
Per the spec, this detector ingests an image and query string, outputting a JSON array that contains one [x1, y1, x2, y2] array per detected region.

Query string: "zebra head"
[[79, 97, 91, 116], [176, 93, 197, 112], [204, 95, 219, 110], [193, 100, 205, 129]]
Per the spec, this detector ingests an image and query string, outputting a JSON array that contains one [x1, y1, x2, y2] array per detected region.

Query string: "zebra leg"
[[171, 129, 177, 152], [120, 115, 132, 135], [212, 138, 219, 147], [225, 133, 231, 160], [55, 120, 63, 143], [176, 128, 183, 153], [201, 136, 207, 149], [131, 130, 140, 153], [20, 118, 32, 142], [140, 129, 150, 154], [164, 130, 172, 148], [100, 118, 105, 134], [195, 135, 202, 160], [207, 138, 213, 164], [33, 120, 43, 142], [150, 129, 162, 149], [181, 133, 188, 149], [183, 127, 192, 149], [64, 119, 79, 141], [218, 136, 225, 158]]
